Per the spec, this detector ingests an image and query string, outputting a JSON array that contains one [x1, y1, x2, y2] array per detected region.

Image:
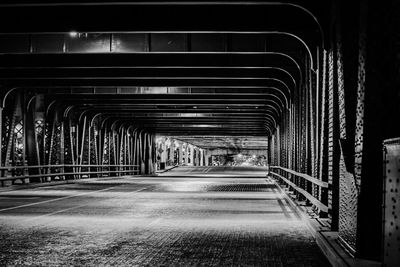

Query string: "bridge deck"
[[0, 167, 330, 266]]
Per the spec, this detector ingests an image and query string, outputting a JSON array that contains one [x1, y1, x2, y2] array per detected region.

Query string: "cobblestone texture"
[[0, 168, 331, 266]]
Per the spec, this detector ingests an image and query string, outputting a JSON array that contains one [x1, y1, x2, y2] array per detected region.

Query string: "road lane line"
[[23, 204, 89, 222], [8, 186, 151, 221], [0, 197, 40, 200], [0, 185, 120, 212]]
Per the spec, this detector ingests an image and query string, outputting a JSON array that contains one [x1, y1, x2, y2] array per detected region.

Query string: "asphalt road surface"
[[0, 166, 330, 266]]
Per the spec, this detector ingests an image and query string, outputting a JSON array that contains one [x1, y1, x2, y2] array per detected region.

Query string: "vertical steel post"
[[0, 106, 3, 169]]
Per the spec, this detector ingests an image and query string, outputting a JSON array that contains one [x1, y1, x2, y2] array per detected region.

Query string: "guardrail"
[[269, 166, 328, 213], [0, 164, 139, 183]]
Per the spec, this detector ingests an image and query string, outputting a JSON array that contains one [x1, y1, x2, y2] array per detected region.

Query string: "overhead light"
[[69, 31, 78, 38], [188, 124, 220, 128]]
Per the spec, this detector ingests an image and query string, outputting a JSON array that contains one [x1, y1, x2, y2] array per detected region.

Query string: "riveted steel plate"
[[383, 138, 400, 266]]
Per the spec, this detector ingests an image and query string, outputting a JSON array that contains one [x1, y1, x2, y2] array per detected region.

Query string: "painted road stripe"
[[21, 186, 150, 222], [0, 185, 148, 213], [0, 197, 40, 200]]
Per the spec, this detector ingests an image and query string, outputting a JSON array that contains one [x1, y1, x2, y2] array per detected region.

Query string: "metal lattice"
[[13, 119, 24, 166], [1, 115, 10, 164], [35, 119, 44, 164], [102, 132, 110, 165]]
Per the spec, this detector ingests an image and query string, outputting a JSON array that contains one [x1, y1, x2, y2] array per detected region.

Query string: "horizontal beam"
[[0, 4, 319, 36], [269, 166, 328, 188], [270, 172, 328, 213], [0, 67, 296, 84], [0, 53, 301, 71], [0, 77, 295, 89]]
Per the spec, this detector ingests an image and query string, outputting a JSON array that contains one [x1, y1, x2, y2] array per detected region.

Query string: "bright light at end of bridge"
[[69, 31, 78, 38]]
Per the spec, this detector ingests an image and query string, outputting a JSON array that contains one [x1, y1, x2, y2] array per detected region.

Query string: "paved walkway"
[[0, 167, 330, 266]]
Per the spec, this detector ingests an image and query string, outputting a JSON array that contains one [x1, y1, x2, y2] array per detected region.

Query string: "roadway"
[[0, 166, 330, 266]]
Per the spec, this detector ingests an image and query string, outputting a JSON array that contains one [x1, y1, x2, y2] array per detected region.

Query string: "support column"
[[160, 138, 167, 170], [150, 134, 156, 175], [204, 150, 209, 166], [178, 142, 183, 165], [0, 106, 3, 169], [25, 98, 41, 181], [193, 147, 197, 166], [200, 149, 204, 166], [185, 143, 188, 165], [189, 145, 194, 166], [169, 140, 174, 166]]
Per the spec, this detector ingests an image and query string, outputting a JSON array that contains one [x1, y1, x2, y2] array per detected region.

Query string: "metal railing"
[[269, 166, 328, 213], [0, 164, 139, 183]]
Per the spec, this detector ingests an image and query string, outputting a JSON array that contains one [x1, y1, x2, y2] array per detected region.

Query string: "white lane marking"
[[0, 185, 119, 212], [7, 186, 151, 221], [23, 204, 88, 222], [0, 197, 40, 200]]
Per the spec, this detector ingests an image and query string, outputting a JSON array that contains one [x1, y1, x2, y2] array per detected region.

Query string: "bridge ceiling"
[[0, 0, 327, 149], [172, 136, 268, 151]]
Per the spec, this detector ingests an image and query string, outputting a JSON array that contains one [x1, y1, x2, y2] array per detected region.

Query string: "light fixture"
[[69, 31, 78, 38]]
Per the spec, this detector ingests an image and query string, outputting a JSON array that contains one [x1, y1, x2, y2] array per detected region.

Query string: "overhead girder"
[[53, 91, 289, 110], [46, 93, 284, 118], [172, 135, 269, 149], [137, 130, 270, 137], [0, 54, 300, 125], [0, 67, 297, 91], [37, 92, 287, 135], [91, 114, 277, 131], [0, 1, 327, 144], [37, 96, 283, 123], [61, 105, 277, 136], [89, 113, 271, 118], [63, 103, 280, 115], [43, 86, 291, 108], [101, 116, 276, 129], [57, 103, 277, 134], [73, 107, 277, 114], [75, 110, 280, 129], [88, 115, 277, 137], [0, 53, 302, 83], [45, 95, 286, 114], [0, 1, 325, 49], [0, 31, 315, 70], [68, 110, 278, 134], [55, 105, 275, 138], [98, 110, 279, 125]]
